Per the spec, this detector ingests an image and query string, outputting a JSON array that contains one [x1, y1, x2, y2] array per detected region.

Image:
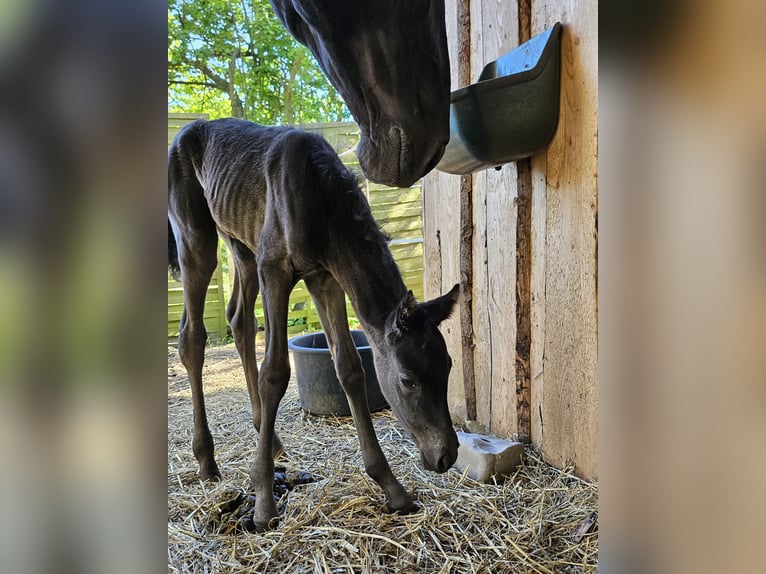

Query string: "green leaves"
[[168, 0, 350, 124]]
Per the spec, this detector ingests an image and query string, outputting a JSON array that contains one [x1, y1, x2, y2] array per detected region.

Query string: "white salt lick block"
[[452, 431, 524, 483]]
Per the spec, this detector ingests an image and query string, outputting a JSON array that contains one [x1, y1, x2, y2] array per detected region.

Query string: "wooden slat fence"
[[168, 115, 425, 341]]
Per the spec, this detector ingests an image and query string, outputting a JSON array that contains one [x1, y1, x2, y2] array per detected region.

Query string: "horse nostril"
[[436, 452, 454, 473]]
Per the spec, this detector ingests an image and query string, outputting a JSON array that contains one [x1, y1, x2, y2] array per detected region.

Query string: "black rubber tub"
[[287, 330, 388, 416]]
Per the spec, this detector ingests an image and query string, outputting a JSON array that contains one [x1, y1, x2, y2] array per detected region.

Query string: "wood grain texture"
[[427, 170, 465, 421], [457, 0, 477, 421], [471, 0, 520, 439], [515, 159, 533, 442], [530, 0, 598, 480], [424, 0, 467, 422], [459, 175, 477, 421], [530, 153, 548, 447], [484, 165, 519, 440], [465, 0, 488, 430], [514, 0, 533, 443]]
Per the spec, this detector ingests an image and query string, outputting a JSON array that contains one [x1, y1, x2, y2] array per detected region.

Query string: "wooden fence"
[[168, 115, 425, 341]]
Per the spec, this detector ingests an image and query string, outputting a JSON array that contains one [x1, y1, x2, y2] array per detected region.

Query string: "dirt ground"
[[168, 341, 598, 573]]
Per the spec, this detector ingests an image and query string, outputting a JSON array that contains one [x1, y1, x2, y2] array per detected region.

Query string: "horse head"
[[271, 0, 451, 187], [372, 284, 460, 473]]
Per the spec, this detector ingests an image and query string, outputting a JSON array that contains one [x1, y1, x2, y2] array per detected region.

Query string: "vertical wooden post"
[[214, 241, 228, 340], [457, 0, 477, 421], [515, 0, 533, 443]]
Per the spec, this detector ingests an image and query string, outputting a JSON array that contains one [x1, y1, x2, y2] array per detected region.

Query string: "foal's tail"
[[167, 119, 213, 283], [168, 218, 181, 280]]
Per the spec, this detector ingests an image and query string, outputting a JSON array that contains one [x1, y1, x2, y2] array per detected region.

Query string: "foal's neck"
[[327, 232, 407, 344]]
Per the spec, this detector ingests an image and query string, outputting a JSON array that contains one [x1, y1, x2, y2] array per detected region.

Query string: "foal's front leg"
[[249, 261, 293, 531], [334, 340, 415, 514], [306, 274, 415, 514]]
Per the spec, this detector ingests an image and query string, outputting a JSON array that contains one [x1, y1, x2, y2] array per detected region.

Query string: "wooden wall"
[[423, 0, 598, 479]]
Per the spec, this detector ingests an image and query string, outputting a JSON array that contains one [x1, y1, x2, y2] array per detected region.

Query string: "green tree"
[[168, 0, 350, 124]]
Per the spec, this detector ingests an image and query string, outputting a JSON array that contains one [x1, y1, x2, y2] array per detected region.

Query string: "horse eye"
[[400, 377, 417, 389]]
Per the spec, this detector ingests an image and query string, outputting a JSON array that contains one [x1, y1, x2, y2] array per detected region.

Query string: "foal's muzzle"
[[419, 432, 459, 474]]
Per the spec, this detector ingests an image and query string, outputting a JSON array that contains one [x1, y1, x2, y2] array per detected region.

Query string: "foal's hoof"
[[198, 462, 222, 482], [247, 516, 278, 533], [249, 507, 279, 532], [384, 493, 420, 516], [239, 515, 269, 533]]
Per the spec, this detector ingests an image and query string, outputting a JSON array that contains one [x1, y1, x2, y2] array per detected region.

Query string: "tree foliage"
[[168, 0, 350, 124]]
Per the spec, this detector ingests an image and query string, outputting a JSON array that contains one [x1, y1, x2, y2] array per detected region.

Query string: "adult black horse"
[[270, 0, 451, 187]]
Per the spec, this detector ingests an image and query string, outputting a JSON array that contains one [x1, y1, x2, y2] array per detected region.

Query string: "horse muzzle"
[[357, 126, 448, 188], [419, 430, 459, 474]]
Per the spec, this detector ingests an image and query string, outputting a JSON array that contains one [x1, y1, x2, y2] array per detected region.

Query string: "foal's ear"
[[420, 283, 460, 326], [387, 290, 418, 342], [387, 285, 459, 342], [386, 291, 419, 344]]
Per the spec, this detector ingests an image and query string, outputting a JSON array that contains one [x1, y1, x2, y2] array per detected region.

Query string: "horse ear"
[[386, 285, 459, 342], [420, 283, 460, 325], [387, 290, 418, 342]]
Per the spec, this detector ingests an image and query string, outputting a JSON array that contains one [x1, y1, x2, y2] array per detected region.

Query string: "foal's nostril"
[[436, 452, 454, 474]]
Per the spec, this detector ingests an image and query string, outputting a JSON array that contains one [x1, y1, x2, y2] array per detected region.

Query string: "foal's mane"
[[308, 141, 391, 245]]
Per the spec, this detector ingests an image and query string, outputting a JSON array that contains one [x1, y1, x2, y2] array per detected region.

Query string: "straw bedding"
[[168, 343, 598, 573]]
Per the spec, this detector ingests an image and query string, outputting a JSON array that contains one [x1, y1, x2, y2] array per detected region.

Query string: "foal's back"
[[168, 118, 370, 270]]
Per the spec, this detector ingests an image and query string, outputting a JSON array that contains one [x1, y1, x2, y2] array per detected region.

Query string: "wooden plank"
[[456, 0, 477, 423], [369, 188, 422, 204], [471, 168, 491, 427], [213, 252, 227, 337], [298, 121, 360, 157], [514, 0, 533, 443], [465, 1, 522, 438], [168, 114, 208, 146], [368, 182, 422, 193], [484, 165, 519, 440], [372, 203, 422, 218], [423, 176, 443, 302], [466, 0, 488, 432], [515, 158, 532, 442], [378, 222, 422, 237], [424, 0, 466, 422], [530, 151, 547, 447], [463, 0, 520, 438], [530, 0, 598, 480]]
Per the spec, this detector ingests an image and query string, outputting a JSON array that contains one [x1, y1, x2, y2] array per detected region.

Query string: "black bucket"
[[287, 330, 388, 416]]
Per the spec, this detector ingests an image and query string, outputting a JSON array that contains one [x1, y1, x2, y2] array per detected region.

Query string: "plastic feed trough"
[[436, 22, 562, 174], [288, 330, 388, 417]]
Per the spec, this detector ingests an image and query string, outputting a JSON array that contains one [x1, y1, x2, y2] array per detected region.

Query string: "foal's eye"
[[400, 377, 417, 389]]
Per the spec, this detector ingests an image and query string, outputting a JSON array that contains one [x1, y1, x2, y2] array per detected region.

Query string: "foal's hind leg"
[[224, 238, 284, 458], [175, 229, 221, 481], [305, 273, 416, 514]]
